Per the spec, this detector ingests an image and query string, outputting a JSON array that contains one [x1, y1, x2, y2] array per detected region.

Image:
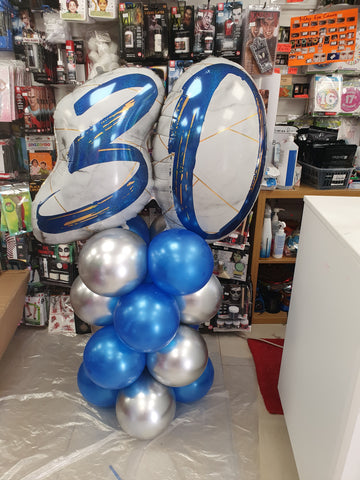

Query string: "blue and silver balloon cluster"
[[71, 220, 222, 440]]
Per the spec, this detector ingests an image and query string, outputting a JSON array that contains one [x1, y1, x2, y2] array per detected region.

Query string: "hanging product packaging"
[[0, 182, 32, 235]]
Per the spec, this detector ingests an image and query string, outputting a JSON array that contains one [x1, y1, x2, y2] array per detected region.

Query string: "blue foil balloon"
[[114, 283, 180, 353], [77, 363, 119, 408], [148, 229, 214, 296], [126, 215, 150, 244], [83, 325, 146, 390], [173, 358, 214, 403]]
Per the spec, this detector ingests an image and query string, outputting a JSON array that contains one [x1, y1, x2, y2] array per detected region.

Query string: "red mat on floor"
[[247, 338, 284, 415]]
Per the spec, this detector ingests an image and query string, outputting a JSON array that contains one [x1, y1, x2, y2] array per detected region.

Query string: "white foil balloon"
[[152, 56, 266, 242], [116, 369, 176, 440], [147, 325, 208, 387], [175, 274, 223, 325], [78, 228, 147, 297], [70, 275, 117, 326], [32, 67, 165, 244]]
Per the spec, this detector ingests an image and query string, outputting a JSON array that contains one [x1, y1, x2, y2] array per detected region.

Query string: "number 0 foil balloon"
[[32, 67, 165, 244], [152, 56, 266, 242]]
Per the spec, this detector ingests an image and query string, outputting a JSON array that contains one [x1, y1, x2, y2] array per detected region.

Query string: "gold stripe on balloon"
[[193, 174, 239, 213]]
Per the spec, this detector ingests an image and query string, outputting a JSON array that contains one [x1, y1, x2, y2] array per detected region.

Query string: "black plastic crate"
[[300, 162, 353, 190]]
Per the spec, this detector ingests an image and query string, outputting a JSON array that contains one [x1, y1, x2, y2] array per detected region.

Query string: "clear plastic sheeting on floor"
[[0, 328, 259, 480]]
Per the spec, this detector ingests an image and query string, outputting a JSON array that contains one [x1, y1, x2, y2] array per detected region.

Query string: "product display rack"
[[250, 185, 360, 324]]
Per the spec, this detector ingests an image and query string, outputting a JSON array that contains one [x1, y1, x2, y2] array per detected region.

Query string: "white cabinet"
[[278, 195, 360, 480]]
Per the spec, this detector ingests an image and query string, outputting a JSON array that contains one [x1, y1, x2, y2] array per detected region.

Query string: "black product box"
[[215, 1, 242, 58], [302, 142, 357, 168], [34, 241, 77, 286], [119, 2, 145, 61], [143, 3, 169, 60], [169, 2, 194, 59]]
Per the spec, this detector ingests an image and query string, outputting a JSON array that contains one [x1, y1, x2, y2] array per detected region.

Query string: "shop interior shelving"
[[251, 185, 360, 324]]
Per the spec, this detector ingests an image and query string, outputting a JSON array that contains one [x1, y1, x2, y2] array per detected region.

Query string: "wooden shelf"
[[258, 256, 296, 264], [250, 185, 360, 324], [252, 311, 288, 324]]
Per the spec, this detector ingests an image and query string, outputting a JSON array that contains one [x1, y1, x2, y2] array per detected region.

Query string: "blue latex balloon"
[[83, 325, 146, 390], [126, 216, 150, 244], [173, 358, 214, 403], [114, 283, 180, 353], [148, 229, 214, 296], [77, 363, 119, 408]]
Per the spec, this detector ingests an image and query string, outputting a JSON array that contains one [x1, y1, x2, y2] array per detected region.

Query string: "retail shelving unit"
[[250, 185, 360, 324]]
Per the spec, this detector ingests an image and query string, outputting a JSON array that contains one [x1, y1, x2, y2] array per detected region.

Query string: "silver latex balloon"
[[147, 325, 208, 387], [78, 228, 147, 297], [149, 215, 167, 240], [70, 275, 117, 326], [175, 274, 223, 325], [116, 369, 176, 440]]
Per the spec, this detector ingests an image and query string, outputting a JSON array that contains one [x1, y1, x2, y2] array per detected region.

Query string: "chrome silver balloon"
[[70, 275, 117, 326], [78, 228, 147, 297], [176, 274, 223, 325], [147, 325, 208, 387], [116, 369, 176, 440]]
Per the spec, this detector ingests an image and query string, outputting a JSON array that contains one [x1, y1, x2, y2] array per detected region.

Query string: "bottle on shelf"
[[277, 135, 298, 189], [273, 221, 286, 258], [260, 202, 272, 258]]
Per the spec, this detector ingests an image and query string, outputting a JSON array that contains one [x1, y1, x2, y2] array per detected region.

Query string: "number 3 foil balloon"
[[152, 56, 267, 242], [32, 67, 165, 244]]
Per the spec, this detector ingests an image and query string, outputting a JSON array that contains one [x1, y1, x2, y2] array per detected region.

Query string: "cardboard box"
[[0, 270, 29, 359]]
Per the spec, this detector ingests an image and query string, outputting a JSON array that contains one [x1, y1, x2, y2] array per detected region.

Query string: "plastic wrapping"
[[0, 329, 259, 479]]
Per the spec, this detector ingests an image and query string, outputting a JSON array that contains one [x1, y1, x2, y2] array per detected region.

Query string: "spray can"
[[273, 221, 286, 258], [277, 135, 298, 189], [66, 40, 77, 83], [260, 203, 272, 258]]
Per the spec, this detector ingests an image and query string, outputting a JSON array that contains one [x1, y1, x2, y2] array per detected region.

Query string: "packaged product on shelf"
[[169, 2, 194, 59], [48, 294, 76, 334], [340, 78, 360, 115], [210, 279, 251, 331], [214, 1, 242, 58], [24, 284, 49, 327], [119, 2, 145, 62], [15, 86, 55, 134], [308, 74, 342, 115], [167, 59, 193, 94], [0, 183, 32, 236], [89, 0, 118, 19], [148, 65, 167, 92], [59, 0, 88, 22], [212, 244, 249, 282], [193, 5, 216, 58], [0, 138, 18, 180], [241, 6, 280, 76], [26, 135, 56, 182], [289, 8, 358, 68], [143, 3, 169, 60], [34, 240, 77, 286], [0, 1, 14, 51]]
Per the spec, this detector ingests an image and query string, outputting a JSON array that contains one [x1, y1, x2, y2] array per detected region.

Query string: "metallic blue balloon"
[[173, 358, 214, 403], [114, 283, 180, 353], [148, 229, 214, 296], [83, 325, 146, 390], [77, 362, 119, 408], [126, 215, 150, 244]]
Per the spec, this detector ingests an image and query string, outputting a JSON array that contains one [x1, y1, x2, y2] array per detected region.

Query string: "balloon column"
[[71, 226, 220, 440], [33, 56, 267, 440]]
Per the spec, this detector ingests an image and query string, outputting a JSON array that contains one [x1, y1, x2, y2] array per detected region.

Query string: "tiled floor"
[[217, 324, 300, 480]]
